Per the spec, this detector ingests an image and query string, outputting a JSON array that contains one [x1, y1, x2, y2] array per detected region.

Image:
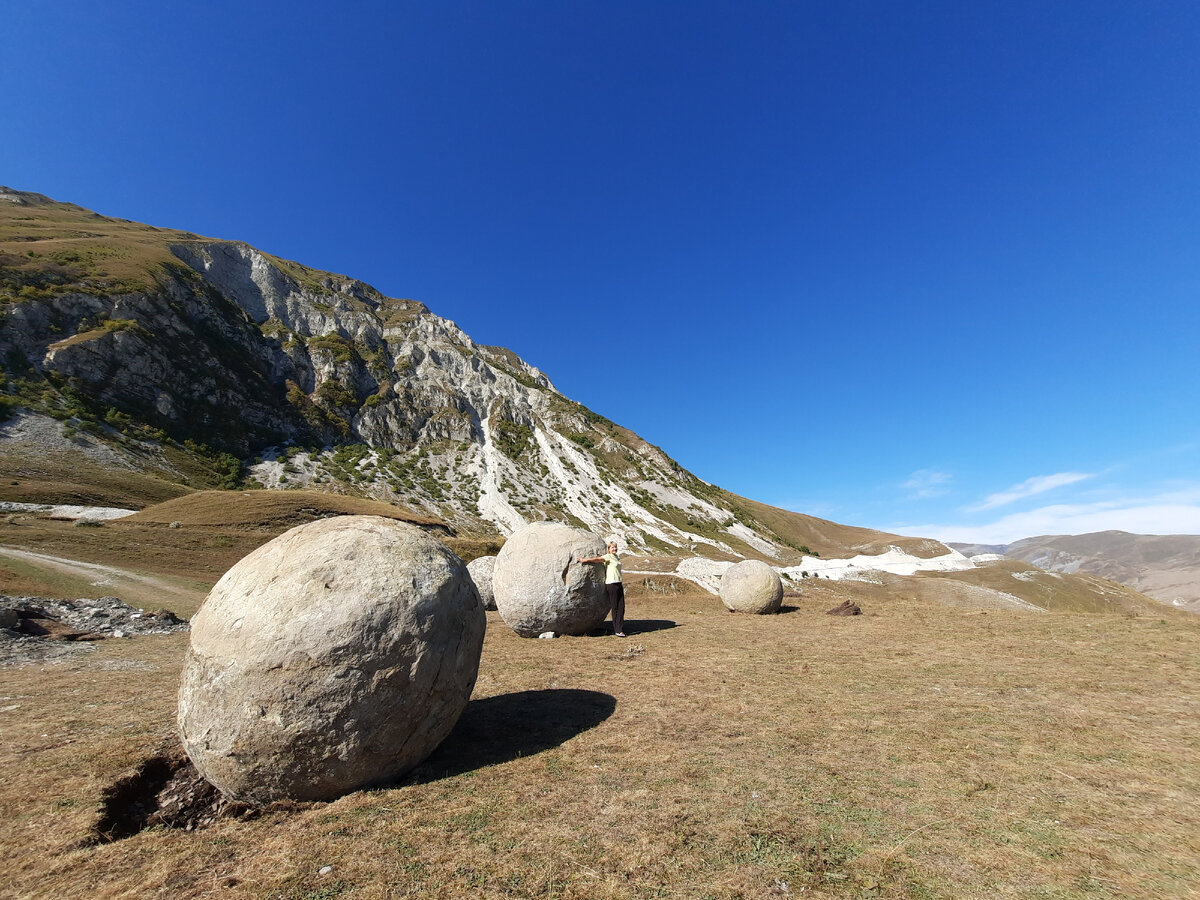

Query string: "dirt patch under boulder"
[[90, 748, 261, 842]]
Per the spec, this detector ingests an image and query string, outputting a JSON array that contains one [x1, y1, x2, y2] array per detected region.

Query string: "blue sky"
[[4, 1, 1199, 544]]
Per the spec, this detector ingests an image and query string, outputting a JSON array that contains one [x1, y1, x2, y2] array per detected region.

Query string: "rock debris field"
[[0, 594, 188, 665]]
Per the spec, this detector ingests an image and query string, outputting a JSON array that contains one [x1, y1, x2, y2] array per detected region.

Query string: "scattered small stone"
[[827, 600, 862, 616], [319, 866, 333, 876], [0, 595, 189, 666]]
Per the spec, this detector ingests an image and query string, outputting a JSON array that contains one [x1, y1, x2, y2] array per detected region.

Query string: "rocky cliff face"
[[0, 188, 932, 560], [171, 239, 782, 553]]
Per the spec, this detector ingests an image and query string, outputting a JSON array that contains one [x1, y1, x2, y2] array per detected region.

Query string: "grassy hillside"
[[125, 490, 443, 530], [0, 448, 195, 509], [0, 188, 346, 302], [915, 560, 1166, 615], [0, 188, 199, 299], [726, 495, 949, 560]]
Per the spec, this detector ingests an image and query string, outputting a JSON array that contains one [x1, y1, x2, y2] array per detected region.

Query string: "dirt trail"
[[0, 546, 208, 614]]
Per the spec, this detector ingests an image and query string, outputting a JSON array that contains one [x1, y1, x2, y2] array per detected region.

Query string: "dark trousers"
[[606, 582, 625, 634]]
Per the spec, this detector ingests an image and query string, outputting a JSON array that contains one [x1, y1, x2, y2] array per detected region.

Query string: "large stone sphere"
[[467, 555, 497, 610], [493, 522, 607, 637], [720, 559, 784, 614], [178, 515, 485, 805]]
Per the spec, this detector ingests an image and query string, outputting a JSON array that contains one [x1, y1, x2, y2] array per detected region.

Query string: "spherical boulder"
[[178, 515, 485, 805], [493, 522, 607, 637], [466, 555, 497, 610], [720, 559, 784, 614]]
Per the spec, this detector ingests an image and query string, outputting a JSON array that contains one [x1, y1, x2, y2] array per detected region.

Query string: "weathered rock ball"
[[466, 555, 497, 610], [493, 522, 607, 637], [178, 515, 485, 805], [720, 559, 784, 614]]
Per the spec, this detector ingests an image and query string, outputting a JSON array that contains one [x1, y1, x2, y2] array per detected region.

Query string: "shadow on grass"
[[582, 618, 680, 637], [625, 618, 679, 634], [408, 688, 617, 783]]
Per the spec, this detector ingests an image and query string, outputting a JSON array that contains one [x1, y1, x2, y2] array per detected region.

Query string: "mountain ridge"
[[1, 186, 935, 563], [2, 187, 1188, 616]]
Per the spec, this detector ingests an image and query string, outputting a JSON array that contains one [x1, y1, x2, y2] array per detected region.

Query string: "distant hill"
[[949, 531, 1200, 613]]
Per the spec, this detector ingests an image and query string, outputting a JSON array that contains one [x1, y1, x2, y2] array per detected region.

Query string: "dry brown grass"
[[0, 450, 193, 509], [0, 492, 447, 608], [727, 496, 951, 562], [0, 190, 211, 295], [3, 573, 1198, 900], [125, 490, 443, 530], [916, 561, 1166, 615], [0, 515, 270, 594]]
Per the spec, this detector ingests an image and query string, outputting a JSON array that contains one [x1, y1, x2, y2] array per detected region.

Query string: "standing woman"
[[578, 541, 625, 637]]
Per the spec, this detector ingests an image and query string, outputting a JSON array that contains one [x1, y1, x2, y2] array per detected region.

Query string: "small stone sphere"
[[492, 521, 607, 637], [177, 515, 485, 805], [467, 555, 497, 610], [720, 559, 784, 614]]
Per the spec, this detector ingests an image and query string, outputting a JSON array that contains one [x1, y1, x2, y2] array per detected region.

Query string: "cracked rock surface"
[[467, 555, 497, 610], [178, 515, 486, 805], [492, 522, 607, 637]]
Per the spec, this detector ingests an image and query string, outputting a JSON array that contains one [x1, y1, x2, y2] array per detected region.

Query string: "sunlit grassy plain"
[[3, 520, 1199, 900]]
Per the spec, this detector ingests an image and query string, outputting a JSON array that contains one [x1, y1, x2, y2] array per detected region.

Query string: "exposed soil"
[[90, 747, 262, 842]]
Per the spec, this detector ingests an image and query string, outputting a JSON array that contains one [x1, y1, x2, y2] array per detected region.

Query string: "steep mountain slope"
[[951, 532, 1200, 613], [3, 187, 1183, 617], [1, 187, 931, 561]]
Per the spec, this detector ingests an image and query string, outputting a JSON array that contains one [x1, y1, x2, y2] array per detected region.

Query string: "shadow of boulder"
[[623, 618, 679, 635], [581, 619, 680, 637], [407, 688, 617, 783]]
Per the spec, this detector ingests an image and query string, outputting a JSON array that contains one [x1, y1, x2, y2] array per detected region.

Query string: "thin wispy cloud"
[[895, 483, 1200, 545], [902, 469, 952, 499], [971, 472, 1094, 511]]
